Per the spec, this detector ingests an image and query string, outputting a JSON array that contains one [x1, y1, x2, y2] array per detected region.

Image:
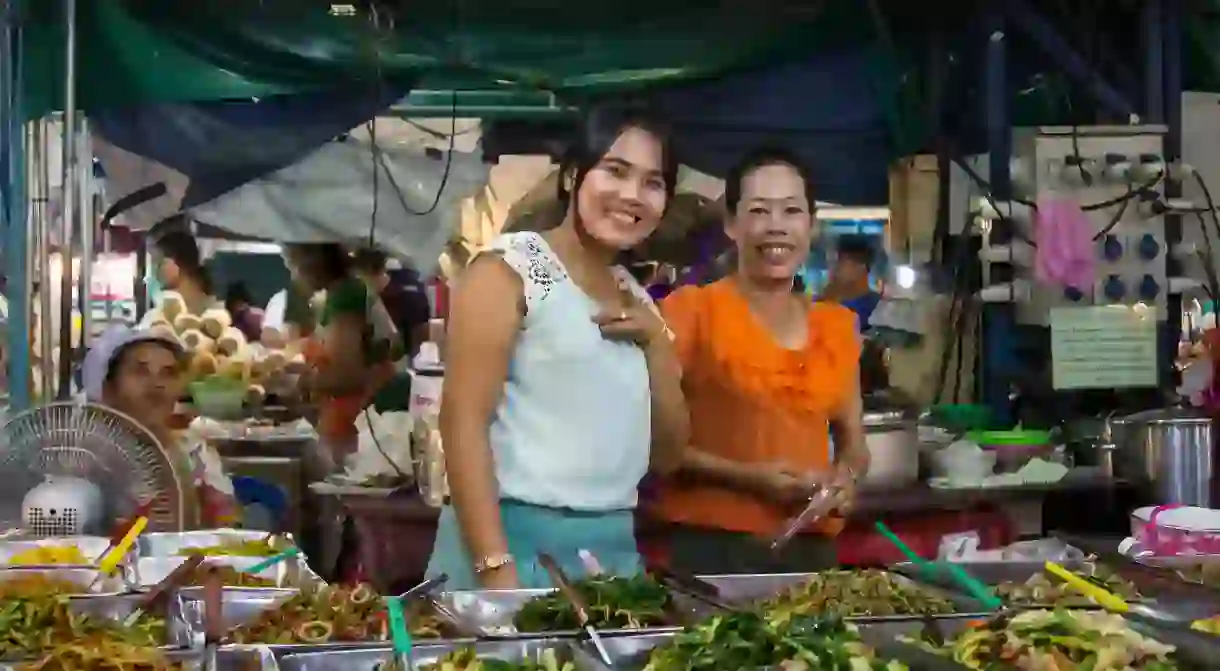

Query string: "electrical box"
[[984, 125, 1169, 326]]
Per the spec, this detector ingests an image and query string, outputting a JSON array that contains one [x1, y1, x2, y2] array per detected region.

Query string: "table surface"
[[853, 470, 1131, 516]]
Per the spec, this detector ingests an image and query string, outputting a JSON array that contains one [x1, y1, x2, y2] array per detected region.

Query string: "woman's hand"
[[748, 463, 818, 506], [801, 466, 859, 516], [593, 301, 668, 348]]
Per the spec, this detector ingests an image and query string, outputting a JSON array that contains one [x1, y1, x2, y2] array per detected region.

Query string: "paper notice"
[[1050, 305, 1157, 390]]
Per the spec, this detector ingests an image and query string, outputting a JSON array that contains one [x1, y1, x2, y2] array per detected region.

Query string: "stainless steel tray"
[[139, 529, 296, 557], [568, 627, 970, 671], [278, 639, 577, 671], [699, 571, 995, 619], [135, 555, 320, 589], [0, 648, 278, 671], [0, 535, 115, 565], [0, 565, 128, 595], [0, 593, 192, 662], [180, 588, 465, 650], [435, 588, 684, 639]]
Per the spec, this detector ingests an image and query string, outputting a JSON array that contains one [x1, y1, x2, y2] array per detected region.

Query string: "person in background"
[[646, 146, 868, 573], [224, 282, 264, 343], [261, 285, 317, 349], [83, 325, 239, 527], [428, 106, 688, 589], [141, 226, 218, 326], [352, 249, 431, 359], [822, 235, 881, 330], [283, 243, 401, 465]]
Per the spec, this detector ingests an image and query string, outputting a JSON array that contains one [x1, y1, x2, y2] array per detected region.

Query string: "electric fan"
[[0, 403, 192, 536]]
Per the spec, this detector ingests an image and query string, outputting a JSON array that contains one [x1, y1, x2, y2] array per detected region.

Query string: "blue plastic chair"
[[231, 476, 288, 532]]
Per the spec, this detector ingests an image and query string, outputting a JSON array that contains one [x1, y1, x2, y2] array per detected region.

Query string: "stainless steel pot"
[[861, 409, 919, 488], [1110, 407, 1218, 506]]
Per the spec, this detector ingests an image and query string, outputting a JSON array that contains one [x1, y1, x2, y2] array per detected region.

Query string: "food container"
[[179, 588, 468, 652], [0, 566, 128, 595], [696, 571, 994, 619], [0, 648, 277, 671], [436, 588, 684, 639], [67, 593, 194, 648], [1130, 505, 1220, 556], [134, 555, 321, 590], [862, 408, 920, 488], [0, 535, 114, 566], [890, 560, 1157, 607], [139, 529, 295, 557], [278, 640, 577, 671], [567, 627, 966, 671]]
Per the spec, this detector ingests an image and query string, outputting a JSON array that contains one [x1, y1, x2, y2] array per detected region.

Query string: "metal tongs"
[[201, 567, 223, 671], [122, 554, 206, 626], [537, 553, 613, 666], [768, 486, 840, 553]]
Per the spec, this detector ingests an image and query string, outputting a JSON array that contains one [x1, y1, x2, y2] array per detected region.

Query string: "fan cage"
[[0, 403, 190, 535]]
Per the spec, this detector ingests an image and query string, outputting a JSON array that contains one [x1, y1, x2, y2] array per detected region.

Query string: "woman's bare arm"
[[643, 335, 688, 475], [312, 313, 368, 396], [439, 257, 524, 588], [830, 377, 870, 479]]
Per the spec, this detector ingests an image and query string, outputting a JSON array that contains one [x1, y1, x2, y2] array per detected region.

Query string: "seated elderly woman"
[[82, 325, 240, 528]]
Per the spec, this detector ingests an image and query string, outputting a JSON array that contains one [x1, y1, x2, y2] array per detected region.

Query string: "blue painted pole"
[[983, 5, 1015, 425], [1, 0, 29, 409], [1001, 0, 1136, 121]]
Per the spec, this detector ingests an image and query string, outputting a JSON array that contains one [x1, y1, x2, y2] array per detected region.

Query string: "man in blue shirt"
[[823, 235, 882, 330]]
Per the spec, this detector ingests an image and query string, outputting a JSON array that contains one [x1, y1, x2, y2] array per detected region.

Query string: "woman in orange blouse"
[[649, 147, 870, 572]]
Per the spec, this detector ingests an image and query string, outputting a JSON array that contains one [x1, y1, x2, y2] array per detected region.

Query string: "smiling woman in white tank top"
[[426, 106, 689, 589]]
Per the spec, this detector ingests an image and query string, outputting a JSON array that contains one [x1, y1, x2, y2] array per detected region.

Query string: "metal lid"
[[1117, 407, 1214, 426]]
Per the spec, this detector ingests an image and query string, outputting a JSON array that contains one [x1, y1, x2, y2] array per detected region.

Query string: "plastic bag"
[[342, 409, 416, 486]]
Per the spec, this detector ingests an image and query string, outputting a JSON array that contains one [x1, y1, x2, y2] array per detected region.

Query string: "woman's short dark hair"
[[352, 248, 388, 274], [724, 146, 817, 214], [557, 104, 679, 216], [836, 234, 875, 268], [286, 243, 351, 283]]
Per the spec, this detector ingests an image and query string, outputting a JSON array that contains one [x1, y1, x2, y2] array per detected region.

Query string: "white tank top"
[[480, 232, 658, 511]]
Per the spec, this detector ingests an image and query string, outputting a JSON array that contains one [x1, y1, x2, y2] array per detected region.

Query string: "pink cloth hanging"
[[1034, 197, 1095, 290]]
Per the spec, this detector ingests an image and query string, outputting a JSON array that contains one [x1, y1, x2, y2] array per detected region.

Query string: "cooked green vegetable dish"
[[909, 609, 1179, 670], [765, 569, 957, 620], [0, 596, 165, 659], [643, 611, 908, 671], [513, 575, 671, 632]]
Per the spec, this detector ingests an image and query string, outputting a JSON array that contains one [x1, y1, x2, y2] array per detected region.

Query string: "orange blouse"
[[649, 279, 861, 537]]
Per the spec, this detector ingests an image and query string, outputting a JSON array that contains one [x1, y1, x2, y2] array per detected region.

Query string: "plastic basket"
[[188, 377, 246, 420], [339, 492, 439, 594]]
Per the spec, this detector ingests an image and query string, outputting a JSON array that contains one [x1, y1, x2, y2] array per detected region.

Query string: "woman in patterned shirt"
[[82, 326, 240, 528]]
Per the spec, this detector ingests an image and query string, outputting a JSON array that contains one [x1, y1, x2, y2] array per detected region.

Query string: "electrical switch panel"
[[978, 125, 1171, 325]]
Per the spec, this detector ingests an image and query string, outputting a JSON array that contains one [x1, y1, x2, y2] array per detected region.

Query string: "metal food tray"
[[134, 555, 321, 590], [0, 593, 192, 663], [139, 529, 296, 557], [0, 647, 281, 671], [278, 639, 578, 671], [697, 571, 996, 620], [567, 627, 971, 671], [890, 560, 1150, 606], [0, 565, 128, 595], [179, 588, 469, 652], [434, 588, 685, 639], [0, 535, 115, 566]]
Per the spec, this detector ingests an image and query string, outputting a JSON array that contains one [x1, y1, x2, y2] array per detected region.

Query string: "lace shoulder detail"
[[478, 232, 568, 313]]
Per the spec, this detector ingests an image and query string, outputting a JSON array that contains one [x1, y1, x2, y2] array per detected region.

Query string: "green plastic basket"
[[929, 403, 993, 432], [189, 376, 247, 420]]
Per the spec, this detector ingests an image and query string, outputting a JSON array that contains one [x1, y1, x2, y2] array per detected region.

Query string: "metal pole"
[[1162, 0, 1183, 389], [35, 120, 52, 399], [78, 118, 91, 345], [983, 4, 1015, 421], [1, 0, 30, 409], [56, 0, 76, 398]]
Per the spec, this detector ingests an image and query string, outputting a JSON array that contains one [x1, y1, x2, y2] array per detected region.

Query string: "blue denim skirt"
[[426, 499, 640, 589]]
